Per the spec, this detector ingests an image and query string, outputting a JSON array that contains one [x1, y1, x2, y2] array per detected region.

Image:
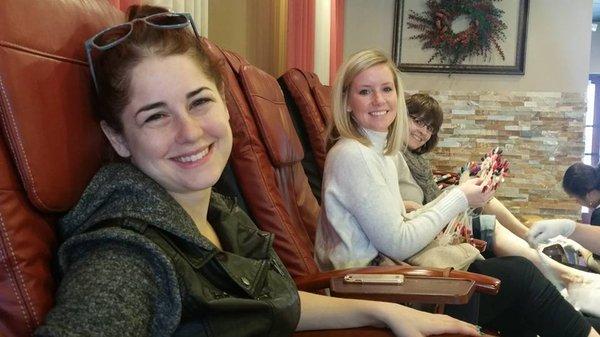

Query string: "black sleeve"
[[591, 208, 600, 226]]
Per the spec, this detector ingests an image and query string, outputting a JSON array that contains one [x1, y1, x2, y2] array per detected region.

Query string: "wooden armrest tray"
[[330, 276, 475, 305]]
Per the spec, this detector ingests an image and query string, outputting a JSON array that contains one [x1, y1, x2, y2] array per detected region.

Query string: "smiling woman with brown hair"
[[400, 93, 600, 289]]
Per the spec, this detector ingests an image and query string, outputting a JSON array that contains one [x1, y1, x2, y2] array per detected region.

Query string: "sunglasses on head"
[[84, 12, 200, 94]]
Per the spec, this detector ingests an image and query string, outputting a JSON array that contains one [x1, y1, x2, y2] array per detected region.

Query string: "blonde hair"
[[328, 49, 408, 155]]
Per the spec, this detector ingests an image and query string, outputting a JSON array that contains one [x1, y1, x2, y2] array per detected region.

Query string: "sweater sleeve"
[[35, 230, 181, 337], [327, 143, 468, 261]]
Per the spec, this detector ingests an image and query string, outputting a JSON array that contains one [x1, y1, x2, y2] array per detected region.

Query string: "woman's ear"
[[100, 121, 131, 158]]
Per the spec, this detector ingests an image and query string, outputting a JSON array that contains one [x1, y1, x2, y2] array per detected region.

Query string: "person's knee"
[[502, 255, 536, 270], [470, 256, 539, 289]]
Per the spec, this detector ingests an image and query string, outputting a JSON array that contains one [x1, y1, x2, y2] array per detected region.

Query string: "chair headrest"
[[0, 0, 123, 212], [282, 68, 331, 128], [310, 83, 332, 122], [239, 65, 304, 167]]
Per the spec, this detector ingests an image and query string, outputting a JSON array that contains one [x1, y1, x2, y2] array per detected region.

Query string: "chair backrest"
[[0, 1, 122, 336], [199, 39, 322, 279], [279, 69, 332, 203], [280, 69, 332, 175]]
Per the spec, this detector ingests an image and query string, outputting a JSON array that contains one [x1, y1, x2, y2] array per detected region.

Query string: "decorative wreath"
[[407, 0, 507, 66]]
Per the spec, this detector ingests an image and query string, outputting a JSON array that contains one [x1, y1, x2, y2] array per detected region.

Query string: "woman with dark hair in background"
[[402, 93, 595, 288], [402, 93, 528, 238]]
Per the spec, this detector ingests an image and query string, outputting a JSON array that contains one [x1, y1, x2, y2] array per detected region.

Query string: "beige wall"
[[208, 0, 286, 76], [591, 28, 600, 74], [344, 0, 395, 60], [344, 0, 593, 93], [208, 0, 248, 57]]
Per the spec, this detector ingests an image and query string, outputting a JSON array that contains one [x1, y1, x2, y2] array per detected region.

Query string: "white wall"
[[344, 0, 593, 93], [314, 0, 331, 84]]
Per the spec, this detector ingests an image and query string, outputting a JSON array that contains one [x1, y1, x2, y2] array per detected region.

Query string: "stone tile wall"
[[408, 91, 586, 221]]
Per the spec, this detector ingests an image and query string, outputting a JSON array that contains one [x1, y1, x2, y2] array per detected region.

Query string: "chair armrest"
[[329, 276, 476, 305], [294, 328, 495, 337], [294, 265, 500, 295]]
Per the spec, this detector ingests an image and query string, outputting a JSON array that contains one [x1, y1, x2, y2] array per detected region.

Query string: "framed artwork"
[[392, 0, 529, 75]]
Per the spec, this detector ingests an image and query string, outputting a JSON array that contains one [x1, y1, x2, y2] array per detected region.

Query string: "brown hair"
[[405, 93, 443, 154], [92, 5, 223, 132]]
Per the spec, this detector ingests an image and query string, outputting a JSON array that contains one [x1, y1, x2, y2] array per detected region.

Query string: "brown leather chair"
[[280, 68, 331, 175], [279, 68, 332, 202], [199, 40, 500, 293], [0, 1, 121, 336], [198, 43, 501, 337]]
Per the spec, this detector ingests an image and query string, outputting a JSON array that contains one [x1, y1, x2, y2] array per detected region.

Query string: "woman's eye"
[[383, 86, 394, 93], [190, 97, 212, 110], [359, 89, 370, 95], [144, 112, 167, 123]]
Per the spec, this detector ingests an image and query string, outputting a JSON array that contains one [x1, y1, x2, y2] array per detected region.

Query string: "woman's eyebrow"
[[186, 86, 211, 99], [136, 102, 166, 116]]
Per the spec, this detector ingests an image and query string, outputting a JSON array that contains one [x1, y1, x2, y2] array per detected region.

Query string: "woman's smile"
[[170, 144, 214, 168]]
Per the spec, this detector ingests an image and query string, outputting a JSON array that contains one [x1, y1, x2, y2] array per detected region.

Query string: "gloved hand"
[[527, 219, 577, 247]]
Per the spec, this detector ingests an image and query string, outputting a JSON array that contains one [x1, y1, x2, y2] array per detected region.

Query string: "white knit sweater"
[[315, 129, 468, 270]]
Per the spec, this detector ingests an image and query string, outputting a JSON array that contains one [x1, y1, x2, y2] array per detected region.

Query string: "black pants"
[[462, 256, 592, 337]]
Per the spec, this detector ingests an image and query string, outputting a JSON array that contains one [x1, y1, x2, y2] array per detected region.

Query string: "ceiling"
[[594, 0, 600, 22]]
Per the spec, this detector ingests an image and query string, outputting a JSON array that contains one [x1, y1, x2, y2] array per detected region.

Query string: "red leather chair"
[[198, 43, 500, 337], [198, 40, 499, 293], [280, 68, 332, 175], [0, 1, 121, 336], [278, 68, 333, 202]]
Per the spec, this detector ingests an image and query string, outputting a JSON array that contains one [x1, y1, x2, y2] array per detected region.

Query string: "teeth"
[[370, 110, 387, 116], [174, 147, 209, 163]]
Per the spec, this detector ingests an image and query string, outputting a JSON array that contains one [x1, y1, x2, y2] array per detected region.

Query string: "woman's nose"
[[372, 91, 385, 106], [414, 126, 425, 136], [175, 114, 203, 143]]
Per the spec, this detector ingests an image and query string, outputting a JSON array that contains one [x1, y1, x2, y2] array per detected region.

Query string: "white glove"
[[527, 219, 576, 246]]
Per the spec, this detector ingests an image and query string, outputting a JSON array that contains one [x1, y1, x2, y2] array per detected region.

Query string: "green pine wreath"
[[407, 0, 507, 66]]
